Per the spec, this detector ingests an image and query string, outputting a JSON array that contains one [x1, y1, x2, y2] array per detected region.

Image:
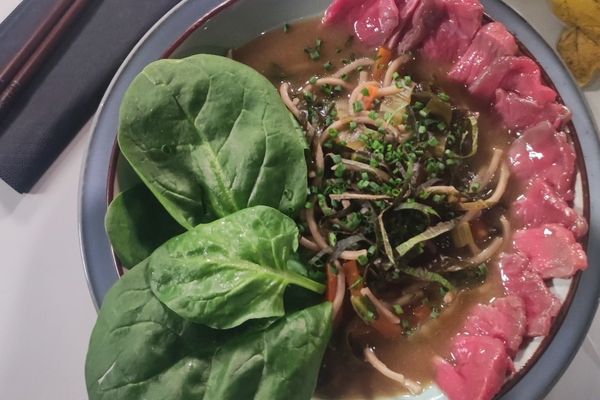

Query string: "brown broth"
[[235, 17, 510, 399]]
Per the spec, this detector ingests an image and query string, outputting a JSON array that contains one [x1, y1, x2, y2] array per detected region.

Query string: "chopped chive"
[[328, 232, 337, 246], [368, 110, 378, 120], [283, 23, 290, 33], [357, 254, 369, 266], [328, 128, 339, 138], [361, 87, 370, 96], [349, 276, 364, 290], [353, 101, 364, 113], [393, 305, 404, 315], [438, 92, 450, 101], [303, 91, 314, 102], [304, 47, 320, 60], [309, 75, 318, 85], [349, 121, 358, 130], [324, 61, 333, 71]]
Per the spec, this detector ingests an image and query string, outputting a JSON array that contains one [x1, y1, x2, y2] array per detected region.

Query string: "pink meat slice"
[[498, 253, 561, 337], [435, 335, 511, 400], [495, 90, 571, 131], [421, 0, 483, 62], [323, 0, 401, 46], [513, 179, 588, 238], [469, 56, 557, 103], [395, 0, 444, 53], [508, 121, 576, 200], [448, 22, 518, 84], [462, 296, 526, 355], [513, 224, 587, 279]]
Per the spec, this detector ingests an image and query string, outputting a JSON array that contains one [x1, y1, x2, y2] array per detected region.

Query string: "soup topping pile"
[[316, 0, 588, 399], [85, 1, 589, 400]]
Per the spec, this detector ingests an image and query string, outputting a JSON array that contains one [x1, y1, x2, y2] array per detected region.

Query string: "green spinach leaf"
[[85, 261, 332, 400], [149, 206, 325, 329], [118, 54, 308, 229], [105, 184, 185, 268]]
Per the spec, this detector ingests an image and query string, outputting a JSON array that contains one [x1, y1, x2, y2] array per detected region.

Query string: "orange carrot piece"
[[343, 260, 364, 296], [371, 315, 403, 338], [413, 304, 432, 324], [326, 265, 337, 303], [373, 47, 393, 80], [362, 85, 379, 110]]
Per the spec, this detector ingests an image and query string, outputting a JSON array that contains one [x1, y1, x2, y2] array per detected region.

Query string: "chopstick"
[[0, 0, 89, 115]]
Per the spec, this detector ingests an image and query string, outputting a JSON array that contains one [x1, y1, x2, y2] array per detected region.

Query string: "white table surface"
[[0, 1, 598, 399]]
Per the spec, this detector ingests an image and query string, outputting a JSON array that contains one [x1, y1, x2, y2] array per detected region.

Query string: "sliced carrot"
[[326, 265, 337, 303], [413, 304, 432, 324], [371, 314, 403, 338], [343, 260, 364, 296], [361, 85, 379, 110], [373, 47, 393, 80]]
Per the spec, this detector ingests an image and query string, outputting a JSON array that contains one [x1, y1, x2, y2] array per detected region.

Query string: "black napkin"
[[0, 0, 182, 193]]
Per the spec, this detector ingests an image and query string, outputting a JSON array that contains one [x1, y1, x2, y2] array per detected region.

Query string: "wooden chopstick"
[[0, 0, 89, 115], [0, 0, 76, 93]]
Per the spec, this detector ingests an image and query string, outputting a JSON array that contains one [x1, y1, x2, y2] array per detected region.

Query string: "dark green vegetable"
[[105, 184, 185, 268], [395, 220, 457, 257], [149, 206, 325, 329], [118, 54, 308, 229], [85, 261, 332, 400]]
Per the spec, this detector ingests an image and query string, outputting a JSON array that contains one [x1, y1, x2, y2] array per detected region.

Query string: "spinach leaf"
[[118, 54, 308, 229], [149, 206, 325, 329], [85, 261, 332, 400], [105, 184, 185, 268]]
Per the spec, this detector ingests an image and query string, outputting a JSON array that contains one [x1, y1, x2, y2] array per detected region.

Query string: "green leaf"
[[118, 54, 308, 229], [86, 261, 332, 400], [149, 206, 325, 329], [395, 220, 457, 257], [105, 184, 185, 268]]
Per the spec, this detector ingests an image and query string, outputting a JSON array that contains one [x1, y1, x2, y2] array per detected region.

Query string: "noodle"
[[300, 236, 320, 252], [460, 163, 510, 210], [376, 85, 406, 97], [340, 159, 391, 181], [364, 347, 422, 394], [279, 82, 302, 120], [332, 57, 375, 78], [360, 287, 401, 324], [305, 207, 329, 250], [329, 193, 392, 201], [332, 261, 346, 321], [358, 70, 368, 84], [340, 249, 368, 260], [472, 148, 503, 190], [315, 77, 352, 90], [383, 55, 410, 86]]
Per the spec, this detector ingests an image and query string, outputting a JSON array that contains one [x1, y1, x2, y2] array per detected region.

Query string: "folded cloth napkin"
[[0, 0, 182, 193]]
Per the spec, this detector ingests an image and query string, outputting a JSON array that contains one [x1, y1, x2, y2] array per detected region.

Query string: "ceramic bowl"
[[79, 1, 600, 398]]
